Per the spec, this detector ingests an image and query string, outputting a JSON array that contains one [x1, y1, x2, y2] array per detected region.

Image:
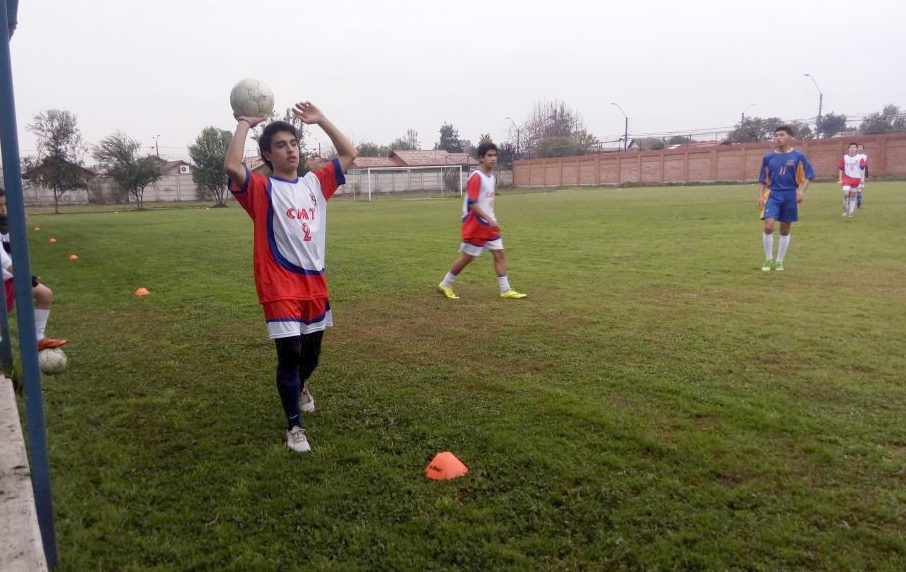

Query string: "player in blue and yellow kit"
[[757, 126, 815, 272]]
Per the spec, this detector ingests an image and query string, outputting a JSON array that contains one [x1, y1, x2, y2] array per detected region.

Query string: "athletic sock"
[[777, 234, 791, 262], [276, 367, 302, 430], [498, 275, 511, 293], [34, 309, 50, 340], [440, 272, 456, 288], [763, 232, 774, 261]]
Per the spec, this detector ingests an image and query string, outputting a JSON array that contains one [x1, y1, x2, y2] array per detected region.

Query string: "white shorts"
[[264, 299, 334, 339], [842, 185, 856, 192], [459, 238, 504, 257]]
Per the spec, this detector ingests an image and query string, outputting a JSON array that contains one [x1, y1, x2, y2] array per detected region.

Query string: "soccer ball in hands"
[[230, 78, 275, 118], [38, 347, 68, 375]]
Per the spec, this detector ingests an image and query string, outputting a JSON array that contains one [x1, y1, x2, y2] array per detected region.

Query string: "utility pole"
[[741, 103, 756, 125], [611, 102, 629, 151], [804, 74, 824, 138], [505, 116, 520, 159]]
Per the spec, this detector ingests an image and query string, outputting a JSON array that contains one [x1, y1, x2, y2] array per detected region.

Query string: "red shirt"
[[230, 159, 344, 303]]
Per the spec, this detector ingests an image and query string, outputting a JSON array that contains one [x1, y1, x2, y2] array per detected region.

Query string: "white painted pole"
[[367, 168, 372, 202]]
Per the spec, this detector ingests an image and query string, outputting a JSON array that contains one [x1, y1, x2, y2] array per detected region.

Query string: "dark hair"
[[0, 186, 5, 197], [476, 142, 498, 159], [258, 121, 298, 170], [848, 142, 859, 147], [774, 125, 793, 136]]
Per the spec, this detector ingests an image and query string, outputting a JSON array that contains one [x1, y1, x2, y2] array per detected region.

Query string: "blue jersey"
[[759, 149, 815, 192]]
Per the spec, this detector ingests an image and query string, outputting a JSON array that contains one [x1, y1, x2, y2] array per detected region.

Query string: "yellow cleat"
[[500, 289, 527, 299], [437, 283, 459, 299]]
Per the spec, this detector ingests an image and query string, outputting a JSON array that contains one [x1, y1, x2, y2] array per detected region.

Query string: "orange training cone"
[[425, 451, 469, 480], [68, 254, 79, 261], [48, 237, 57, 243], [135, 287, 150, 296]]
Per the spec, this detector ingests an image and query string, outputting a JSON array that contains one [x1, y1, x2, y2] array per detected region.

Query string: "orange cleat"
[[38, 338, 68, 350]]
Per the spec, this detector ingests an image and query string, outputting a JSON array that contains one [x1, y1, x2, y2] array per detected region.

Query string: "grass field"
[[14, 181, 906, 570]]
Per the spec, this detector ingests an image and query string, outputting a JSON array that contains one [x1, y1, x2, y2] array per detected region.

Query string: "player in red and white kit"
[[838, 142, 866, 219], [437, 143, 526, 300], [856, 143, 868, 208], [225, 101, 356, 453], [0, 188, 67, 350]]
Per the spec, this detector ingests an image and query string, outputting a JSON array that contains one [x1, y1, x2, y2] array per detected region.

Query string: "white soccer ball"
[[38, 347, 68, 375], [230, 78, 275, 118]]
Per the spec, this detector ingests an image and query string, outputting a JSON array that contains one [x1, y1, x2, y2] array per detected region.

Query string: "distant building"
[[17, 160, 93, 207]]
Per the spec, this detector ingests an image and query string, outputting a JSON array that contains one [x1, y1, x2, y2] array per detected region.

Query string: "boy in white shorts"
[[438, 143, 526, 300]]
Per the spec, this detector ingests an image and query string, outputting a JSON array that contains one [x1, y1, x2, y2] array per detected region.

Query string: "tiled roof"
[[351, 150, 478, 169]]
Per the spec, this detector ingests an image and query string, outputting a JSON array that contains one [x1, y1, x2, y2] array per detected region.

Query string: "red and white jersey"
[[461, 169, 499, 245], [858, 153, 869, 176], [0, 246, 11, 281], [229, 159, 345, 303], [838, 153, 866, 180]]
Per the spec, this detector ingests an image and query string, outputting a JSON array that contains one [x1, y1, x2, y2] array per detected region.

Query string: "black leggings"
[[274, 331, 324, 428], [275, 331, 324, 383]]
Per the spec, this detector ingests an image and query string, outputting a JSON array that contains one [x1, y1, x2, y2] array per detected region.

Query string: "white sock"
[[763, 233, 774, 261], [777, 234, 791, 262], [34, 308, 50, 340], [440, 272, 456, 288], [848, 196, 857, 215], [498, 275, 511, 293]]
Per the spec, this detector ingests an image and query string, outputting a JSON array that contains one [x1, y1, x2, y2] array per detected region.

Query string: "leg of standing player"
[[775, 222, 792, 270], [32, 280, 67, 349], [762, 216, 776, 271], [298, 330, 323, 413], [490, 247, 526, 299], [438, 252, 475, 299]]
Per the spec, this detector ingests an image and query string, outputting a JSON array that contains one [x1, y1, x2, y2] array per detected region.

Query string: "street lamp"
[[804, 73, 823, 138], [151, 134, 160, 157], [505, 116, 520, 158], [741, 103, 756, 125], [611, 102, 628, 151]]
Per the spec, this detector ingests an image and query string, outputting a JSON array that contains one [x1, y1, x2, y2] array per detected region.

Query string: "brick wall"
[[514, 133, 906, 187]]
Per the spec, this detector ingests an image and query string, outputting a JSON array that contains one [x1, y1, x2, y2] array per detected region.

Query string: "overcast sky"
[[9, 0, 906, 161]]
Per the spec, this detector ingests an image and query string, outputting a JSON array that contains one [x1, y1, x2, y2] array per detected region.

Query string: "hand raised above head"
[[293, 101, 324, 125], [234, 114, 267, 128]]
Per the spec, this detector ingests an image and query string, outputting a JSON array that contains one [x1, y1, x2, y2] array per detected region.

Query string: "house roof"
[[160, 160, 190, 173], [392, 150, 477, 167], [351, 150, 478, 170], [22, 160, 95, 180]]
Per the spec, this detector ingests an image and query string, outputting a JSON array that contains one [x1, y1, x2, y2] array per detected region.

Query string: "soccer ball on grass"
[[230, 78, 275, 118], [38, 347, 68, 375]]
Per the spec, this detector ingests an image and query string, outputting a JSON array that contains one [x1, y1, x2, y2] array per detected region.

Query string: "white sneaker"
[[286, 426, 311, 453], [300, 386, 315, 413]]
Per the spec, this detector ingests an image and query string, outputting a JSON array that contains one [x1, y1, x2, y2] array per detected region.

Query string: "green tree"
[[860, 104, 906, 134], [92, 132, 162, 210], [188, 127, 232, 207], [24, 109, 88, 213], [726, 116, 784, 143], [436, 123, 464, 153], [666, 135, 692, 146], [389, 128, 420, 151], [498, 142, 516, 168], [519, 99, 588, 157], [818, 112, 847, 139], [356, 142, 392, 157]]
